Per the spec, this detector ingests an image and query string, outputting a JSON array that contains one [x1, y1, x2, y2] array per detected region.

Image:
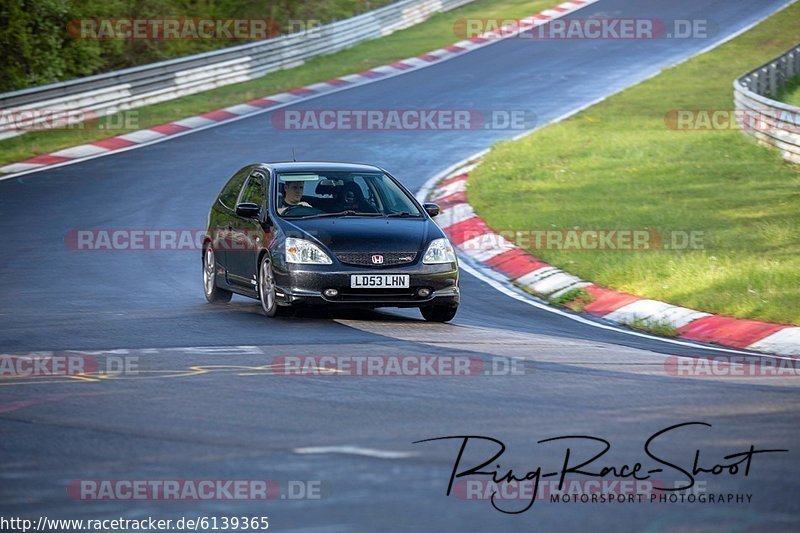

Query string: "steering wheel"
[[281, 204, 323, 216]]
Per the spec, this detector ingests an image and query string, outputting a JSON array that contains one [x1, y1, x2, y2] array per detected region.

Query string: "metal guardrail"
[[734, 44, 800, 164], [0, 0, 474, 139]]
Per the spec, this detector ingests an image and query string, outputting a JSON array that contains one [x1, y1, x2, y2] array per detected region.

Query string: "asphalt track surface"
[[1, 0, 798, 531]]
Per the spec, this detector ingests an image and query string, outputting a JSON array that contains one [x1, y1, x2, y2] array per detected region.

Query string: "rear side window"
[[218, 167, 250, 209]]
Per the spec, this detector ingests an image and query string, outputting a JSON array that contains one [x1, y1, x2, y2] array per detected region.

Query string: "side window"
[[239, 174, 265, 208], [218, 167, 250, 209]]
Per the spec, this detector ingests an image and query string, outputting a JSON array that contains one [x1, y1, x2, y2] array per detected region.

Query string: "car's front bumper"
[[273, 262, 459, 308]]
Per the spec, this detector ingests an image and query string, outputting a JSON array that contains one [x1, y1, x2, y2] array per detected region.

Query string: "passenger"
[[338, 182, 374, 212]]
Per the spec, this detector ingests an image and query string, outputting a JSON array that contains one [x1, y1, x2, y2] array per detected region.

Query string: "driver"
[[278, 181, 312, 214]]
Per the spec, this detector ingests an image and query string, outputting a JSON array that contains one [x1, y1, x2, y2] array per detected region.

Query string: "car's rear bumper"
[[273, 262, 459, 308]]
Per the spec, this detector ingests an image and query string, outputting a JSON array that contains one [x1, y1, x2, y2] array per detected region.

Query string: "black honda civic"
[[202, 162, 460, 321]]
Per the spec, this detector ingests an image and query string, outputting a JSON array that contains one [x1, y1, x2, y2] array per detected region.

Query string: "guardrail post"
[[768, 64, 776, 96]]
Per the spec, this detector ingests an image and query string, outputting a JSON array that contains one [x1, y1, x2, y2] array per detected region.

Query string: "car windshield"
[[275, 171, 422, 218]]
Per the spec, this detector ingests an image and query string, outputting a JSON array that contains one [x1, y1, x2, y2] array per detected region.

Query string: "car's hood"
[[283, 217, 438, 253]]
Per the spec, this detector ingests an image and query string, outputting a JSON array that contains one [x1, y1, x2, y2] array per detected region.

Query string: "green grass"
[[0, 0, 558, 168], [548, 286, 593, 309], [776, 74, 800, 106], [468, 2, 800, 326], [622, 317, 679, 338]]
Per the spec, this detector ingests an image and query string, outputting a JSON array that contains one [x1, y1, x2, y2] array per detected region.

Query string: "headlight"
[[422, 238, 456, 264], [285, 238, 332, 264]]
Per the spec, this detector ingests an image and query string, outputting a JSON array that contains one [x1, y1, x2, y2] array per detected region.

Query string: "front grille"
[[336, 252, 417, 267]]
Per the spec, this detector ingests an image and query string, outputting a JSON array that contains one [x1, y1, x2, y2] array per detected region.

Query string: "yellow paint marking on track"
[[66, 374, 102, 382], [0, 363, 299, 387]]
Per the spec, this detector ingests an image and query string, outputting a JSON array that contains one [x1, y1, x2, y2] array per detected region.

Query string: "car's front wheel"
[[420, 304, 458, 322], [259, 255, 282, 317], [203, 243, 232, 304]]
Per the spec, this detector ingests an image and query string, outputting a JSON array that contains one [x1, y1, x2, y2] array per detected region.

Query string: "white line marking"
[[172, 116, 217, 129], [265, 92, 299, 103], [515, 267, 560, 286], [0, 162, 45, 173], [292, 446, 417, 459], [223, 103, 261, 116], [605, 300, 710, 330], [117, 129, 166, 143], [304, 82, 339, 92], [527, 271, 583, 296], [51, 144, 109, 158], [748, 328, 800, 356], [436, 204, 475, 228]]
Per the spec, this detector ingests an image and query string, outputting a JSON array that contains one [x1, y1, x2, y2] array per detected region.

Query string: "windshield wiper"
[[384, 211, 419, 217], [287, 210, 385, 219]]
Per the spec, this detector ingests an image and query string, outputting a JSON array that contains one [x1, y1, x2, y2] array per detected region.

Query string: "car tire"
[[259, 255, 281, 318], [420, 304, 458, 322], [203, 243, 232, 304]]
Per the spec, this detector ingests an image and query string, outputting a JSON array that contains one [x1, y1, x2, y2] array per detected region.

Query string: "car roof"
[[264, 161, 384, 173]]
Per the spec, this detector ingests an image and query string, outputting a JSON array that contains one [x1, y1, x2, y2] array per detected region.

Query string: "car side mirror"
[[236, 202, 260, 218], [423, 203, 440, 217]]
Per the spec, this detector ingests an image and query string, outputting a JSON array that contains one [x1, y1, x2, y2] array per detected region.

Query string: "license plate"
[[350, 274, 410, 288]]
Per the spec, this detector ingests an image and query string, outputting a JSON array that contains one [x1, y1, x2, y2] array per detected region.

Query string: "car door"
[[211, 165, 252, 275], [227, 169, 270, 289]]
